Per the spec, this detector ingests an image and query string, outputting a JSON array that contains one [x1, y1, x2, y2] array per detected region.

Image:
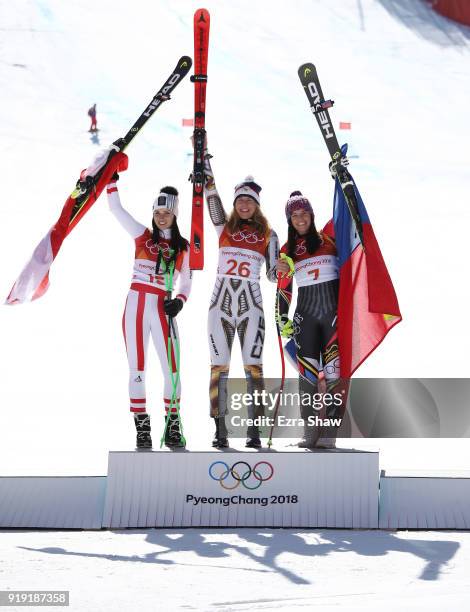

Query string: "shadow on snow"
[[19, 527, 460, 585]]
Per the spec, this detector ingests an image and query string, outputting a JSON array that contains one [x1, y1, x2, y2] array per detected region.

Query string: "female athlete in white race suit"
[[203, 148, 279, 448]]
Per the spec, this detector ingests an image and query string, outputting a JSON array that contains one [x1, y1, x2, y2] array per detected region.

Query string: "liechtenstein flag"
[[330, 145, 401, 377]]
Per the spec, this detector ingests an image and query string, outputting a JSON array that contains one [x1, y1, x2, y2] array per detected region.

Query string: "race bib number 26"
[[226, 259, 251, 278]]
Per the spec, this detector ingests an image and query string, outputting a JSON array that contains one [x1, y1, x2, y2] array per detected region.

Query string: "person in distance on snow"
[[202, 140, 279, 449], [106, 172, 192, 449], [88, 104, 98, 132], [276, 191, 343, 449]]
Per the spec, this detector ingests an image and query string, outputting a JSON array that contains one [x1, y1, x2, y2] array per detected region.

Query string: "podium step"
[[0, 476, 105, 529], [102, 450, 379, 528]]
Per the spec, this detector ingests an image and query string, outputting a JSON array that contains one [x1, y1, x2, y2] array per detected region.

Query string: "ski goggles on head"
[[152, 192, 179, 216]]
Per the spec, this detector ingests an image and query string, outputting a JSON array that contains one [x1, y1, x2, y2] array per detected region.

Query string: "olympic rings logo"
[[231, 230, 264, 244], [295, 240, 306, 256], [208, 461, 274, 490], [145, 239, 171, 256]]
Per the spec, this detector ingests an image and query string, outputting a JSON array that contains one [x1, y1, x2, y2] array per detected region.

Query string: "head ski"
[[189, 8, 210, 270], [298, 63, 364, 245], [69, 55, 193, 233], [6, 56, 192, 304]]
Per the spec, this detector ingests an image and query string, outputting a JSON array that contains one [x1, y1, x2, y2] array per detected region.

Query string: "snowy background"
[[1, 0, 470, 476], [2, 2, 470, 611]]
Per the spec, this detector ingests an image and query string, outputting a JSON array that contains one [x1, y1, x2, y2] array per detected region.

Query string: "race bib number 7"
[[295, 255, 338, 287]]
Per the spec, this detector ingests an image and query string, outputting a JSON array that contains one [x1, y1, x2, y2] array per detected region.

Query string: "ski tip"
[[195, 7, 210, 21], [298, 62, 316, 80], [178, 56, 193, 73]]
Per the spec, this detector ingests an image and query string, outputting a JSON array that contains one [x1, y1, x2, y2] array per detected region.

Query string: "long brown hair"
[[287, 219, 321, 260], [226, 206, 270, 237]]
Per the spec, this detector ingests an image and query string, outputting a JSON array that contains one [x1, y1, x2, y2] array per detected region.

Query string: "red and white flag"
[[339, 121, 351, 130], [6, 149, 128, 304]]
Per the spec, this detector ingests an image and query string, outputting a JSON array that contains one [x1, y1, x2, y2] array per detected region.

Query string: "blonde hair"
[[226, 206, 270, 237]]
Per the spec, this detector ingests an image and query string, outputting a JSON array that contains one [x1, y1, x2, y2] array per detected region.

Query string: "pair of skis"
[[5, 54, 194, 306], [74, 8, 210, 272], [69, 14, 211, 447], [68, 56, 193, 235], [69, 8, 210, 268], [298, 63, 364, 245], [189, 8, 210, 270]]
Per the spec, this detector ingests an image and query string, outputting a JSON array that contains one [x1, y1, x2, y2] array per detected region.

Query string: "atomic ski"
[[189, 8, 210, 270], [298, 63, 364, 245], [68, 55, 193, 234]]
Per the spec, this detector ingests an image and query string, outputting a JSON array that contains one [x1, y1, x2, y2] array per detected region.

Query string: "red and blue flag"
[[330, 146, 401, 377], [284, 145, 401, 377]]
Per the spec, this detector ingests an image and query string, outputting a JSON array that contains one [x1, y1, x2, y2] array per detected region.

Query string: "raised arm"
[[265, 229, 280, 283], [107, 180, 146, 239], [203, 150, 226, 237]]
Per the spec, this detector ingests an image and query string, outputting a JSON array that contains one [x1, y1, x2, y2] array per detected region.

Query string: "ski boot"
[[245, 425, 262, 449], [134, 413, 152, 450], [212, 417, 229, 448], [297, 401, 318, 449], [315, 437, 337, 449], [297, 436, 315, 449], [164, 414, 185, 448]]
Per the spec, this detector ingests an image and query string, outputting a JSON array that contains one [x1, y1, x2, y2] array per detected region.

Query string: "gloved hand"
[[329, 155, 349, 179], [276, 313, 294, 338], [111, 172, 119, 182], [277, 254, 294, 278], [164, 297, 184, 318]]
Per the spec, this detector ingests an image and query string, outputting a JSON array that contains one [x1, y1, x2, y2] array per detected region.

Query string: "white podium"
[[102, 450, 379, 529], [3, 452, 468, 530]]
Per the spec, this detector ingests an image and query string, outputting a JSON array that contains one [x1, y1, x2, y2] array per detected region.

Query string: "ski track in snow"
[[1, 1, 470, 478]]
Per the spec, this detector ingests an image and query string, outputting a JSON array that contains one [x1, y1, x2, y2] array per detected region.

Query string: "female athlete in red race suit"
[[107, 176, 192, 449]]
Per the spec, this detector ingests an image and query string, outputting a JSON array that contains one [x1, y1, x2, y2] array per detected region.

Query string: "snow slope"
[[1, 0, 470, 475]]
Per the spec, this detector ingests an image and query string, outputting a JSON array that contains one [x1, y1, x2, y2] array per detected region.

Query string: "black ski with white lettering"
[[298, 62, 364, 245], [120, 55, 192, 149], [69, 56, 193, 231]]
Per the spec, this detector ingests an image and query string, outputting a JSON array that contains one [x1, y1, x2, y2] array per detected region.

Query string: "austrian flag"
[[6, 149, 128, 304]]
